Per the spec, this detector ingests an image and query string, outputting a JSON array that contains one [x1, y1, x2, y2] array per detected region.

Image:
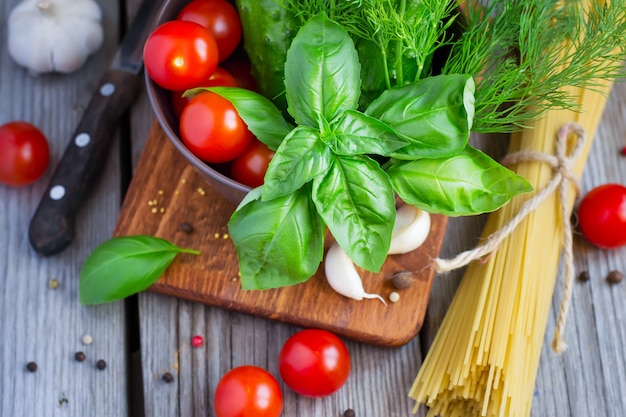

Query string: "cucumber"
[[234, 0, 299, 114]]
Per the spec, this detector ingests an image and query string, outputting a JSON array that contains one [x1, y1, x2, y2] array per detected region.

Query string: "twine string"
[[433, 122, 587, 354]]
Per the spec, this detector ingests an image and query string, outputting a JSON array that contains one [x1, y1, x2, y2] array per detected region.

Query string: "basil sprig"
[[79, 236, 199, 305], [204, 14, 530, 290]]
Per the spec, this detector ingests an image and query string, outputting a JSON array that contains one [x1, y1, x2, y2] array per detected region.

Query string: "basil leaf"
[[229, 186, 325, 290], [262, 126, 332, 201], [387, 146, 533, 216], [313, 155, 395, 272], [79, 236, 200, 305], [332, 110, 409, 156], [284, 13, 361, 126], [366, 74, 475, 159], [198, 86, 293, 150]]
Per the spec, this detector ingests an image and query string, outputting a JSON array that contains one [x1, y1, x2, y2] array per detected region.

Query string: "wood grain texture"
[[0, 1, 129, 416], [115, 122, 447, 347]]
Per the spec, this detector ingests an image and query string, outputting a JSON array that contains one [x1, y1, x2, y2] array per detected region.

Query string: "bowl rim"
[[144, 0, 253, 199]]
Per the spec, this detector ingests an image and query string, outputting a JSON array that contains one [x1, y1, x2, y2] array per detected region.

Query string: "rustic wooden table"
[[1, 1, 625, 416]]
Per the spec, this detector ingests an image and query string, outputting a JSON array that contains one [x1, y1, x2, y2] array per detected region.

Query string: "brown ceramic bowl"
[[145, 0, 251, 205]]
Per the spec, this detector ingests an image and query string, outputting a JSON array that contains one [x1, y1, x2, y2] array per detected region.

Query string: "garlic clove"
[[324, 242, 386, 305], [388, 204, 431, 255]]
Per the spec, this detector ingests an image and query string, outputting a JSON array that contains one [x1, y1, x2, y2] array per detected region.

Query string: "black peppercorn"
[[343, 409, 356, 417], [74, 351, 86, 362], [162, 372, 175, 383], [180, 222, 194, 234], [26, 362, 38, 372], [96, 359, 107, 370], [577, 270, 590, 282]]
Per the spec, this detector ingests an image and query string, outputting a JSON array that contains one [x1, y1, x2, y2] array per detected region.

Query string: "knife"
[[28, 0, 161, 256]]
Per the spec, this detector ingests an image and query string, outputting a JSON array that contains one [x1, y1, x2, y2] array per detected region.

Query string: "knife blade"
[[28, 0, 161, 256]]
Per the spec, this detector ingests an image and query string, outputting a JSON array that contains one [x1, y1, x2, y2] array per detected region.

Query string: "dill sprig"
[[445, 0, 626, 133], [279, 0, 626, 132]]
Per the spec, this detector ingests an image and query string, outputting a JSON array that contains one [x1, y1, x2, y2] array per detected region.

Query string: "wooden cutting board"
[[114, 121, 448, 347]]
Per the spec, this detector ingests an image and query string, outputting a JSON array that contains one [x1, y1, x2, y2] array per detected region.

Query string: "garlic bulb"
[[8, 0, 104, 74]]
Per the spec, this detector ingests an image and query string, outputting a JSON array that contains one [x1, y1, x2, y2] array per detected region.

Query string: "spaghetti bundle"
[[408, 1, 623, 415]]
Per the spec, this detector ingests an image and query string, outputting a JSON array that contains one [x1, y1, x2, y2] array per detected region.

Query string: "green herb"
[[241, 0, 626, 131], [444, 0, 626, 132], [79, 236, 199, 305], [205, 14, 529, 290]]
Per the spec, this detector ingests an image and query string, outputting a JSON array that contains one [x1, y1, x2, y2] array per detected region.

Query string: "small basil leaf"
[[229, 186, 325, 290], [313, 155, 395, 272], [366, 74, 475, 159], [387, 146, 533, 216], [284, 13, 361, 126], [262, 126, 333, 200], [195, 86, 293, 150], [332, 110, 409, 156], [79, 236, 200, 305]]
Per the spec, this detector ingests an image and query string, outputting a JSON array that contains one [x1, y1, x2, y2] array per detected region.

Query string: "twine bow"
[[433, 122, 587, 354]]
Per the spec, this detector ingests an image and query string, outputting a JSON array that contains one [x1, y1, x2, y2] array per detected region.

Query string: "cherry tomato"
[[170, 67, 239, 118], [0, 121, 50, 187], [143, 20, 218, 91], [231, 140, 275, 188], [180, 91, 254, 163], [577, 183, 626, 249], [214, 366, 283, 417], [279, 329, 351, 398], [177, 0, 242, 62]]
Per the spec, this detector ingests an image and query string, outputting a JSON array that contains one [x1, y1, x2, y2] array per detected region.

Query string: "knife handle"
[[29, 69, 143, 256]]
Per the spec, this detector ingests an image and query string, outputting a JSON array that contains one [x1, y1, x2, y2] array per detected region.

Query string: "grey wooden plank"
[[137, 293, 427, 417], [0, 1, 129, 416]]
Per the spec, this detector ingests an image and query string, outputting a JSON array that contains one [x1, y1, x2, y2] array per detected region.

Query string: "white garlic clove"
[[388, 204, 431, 255], [324, 242, 386, 305]]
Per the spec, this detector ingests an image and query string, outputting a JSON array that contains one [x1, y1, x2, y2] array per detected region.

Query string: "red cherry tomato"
[[170, 67, 239, 118], [143, 20, 218, 91], [231, 140, 275, 188], [214, 366, 283, 417], [180, 91, 254, 163], [0, 121, 50, 187], [279, 329, 351, 398], [177, 0, 242, 62], [578, 183, 626, 249]]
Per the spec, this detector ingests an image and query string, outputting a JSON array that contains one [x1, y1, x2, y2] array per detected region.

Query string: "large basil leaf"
[[198, 86, 293, 150], [312, 155, 395, 272], [228, 186, 325, 290], [331, 110, 409, 156], [284, 13, 361, 127], [79, 236, 199, 305], [365, 74, 475, 159], [263, 126, 332, 201], [387, 146, 533, 216]]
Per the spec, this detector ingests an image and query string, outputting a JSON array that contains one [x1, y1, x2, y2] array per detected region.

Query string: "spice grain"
[[607, 270, 623, 284], [96, 359, 107, 370], [26, 361, 38, 372]]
